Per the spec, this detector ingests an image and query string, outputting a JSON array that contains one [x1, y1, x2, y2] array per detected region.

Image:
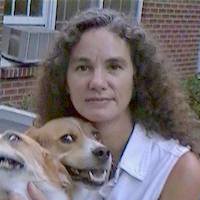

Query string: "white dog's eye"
[[8, 134, 21, 143], [60, 134, 76, 144]]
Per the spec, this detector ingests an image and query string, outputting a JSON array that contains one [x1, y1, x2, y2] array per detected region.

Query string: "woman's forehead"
[[70, 28, 132, 62]]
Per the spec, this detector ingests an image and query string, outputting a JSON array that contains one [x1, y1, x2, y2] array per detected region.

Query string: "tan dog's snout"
[[92, 146, 110, 162]]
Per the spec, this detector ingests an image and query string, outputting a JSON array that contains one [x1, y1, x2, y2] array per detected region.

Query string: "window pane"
[[65, 0, 78, 20], [79, 0, 91, 10], [4, 0, 12, 15], [121, 0, 132, 14], [15, 0, 28, 15], [90, 0, 100, 7], [56, 0, 65, 21], [30, 0, 43, 16], [103, 0, 111, 8], [104, 0, 134, 15], [104, 0, 120, 10]]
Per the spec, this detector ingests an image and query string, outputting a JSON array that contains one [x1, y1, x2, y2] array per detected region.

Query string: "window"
[[3, 0, 57, 28], [103, 0, 143, 23], [56, 0, 100, 29], [55, 0, 143, 29], [1, 0, 58, 66]]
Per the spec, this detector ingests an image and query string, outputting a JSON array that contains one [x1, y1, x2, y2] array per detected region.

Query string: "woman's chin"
[[81, 112, 117, 124]]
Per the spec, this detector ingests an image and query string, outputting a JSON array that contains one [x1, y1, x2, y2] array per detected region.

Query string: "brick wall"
[[1, 0, 200, 109], [141, 0, 200, 78], [0, 66, 37, 111], [0, 0, 4, 49]]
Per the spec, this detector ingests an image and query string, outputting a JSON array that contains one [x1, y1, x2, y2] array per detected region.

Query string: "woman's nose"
[[88, 68, 107, 91]]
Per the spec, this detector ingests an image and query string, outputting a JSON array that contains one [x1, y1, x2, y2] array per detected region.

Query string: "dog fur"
[[26, 117, 112, 200], [0, 130, 72, 200]]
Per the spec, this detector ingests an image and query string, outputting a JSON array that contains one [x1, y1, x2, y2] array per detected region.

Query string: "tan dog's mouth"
[[0, 155, 24, 171], [65, 165, 107, 186]]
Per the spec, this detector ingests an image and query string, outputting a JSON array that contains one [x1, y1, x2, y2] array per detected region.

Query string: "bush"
[[183, 74, 200, 119]]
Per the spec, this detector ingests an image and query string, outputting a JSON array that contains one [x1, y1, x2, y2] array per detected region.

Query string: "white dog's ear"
[[53, 159, 73, 196], [58, 162, 72, 187]]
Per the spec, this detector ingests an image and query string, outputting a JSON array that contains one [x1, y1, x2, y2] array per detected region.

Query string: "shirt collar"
[[116, 123, 152, 181]]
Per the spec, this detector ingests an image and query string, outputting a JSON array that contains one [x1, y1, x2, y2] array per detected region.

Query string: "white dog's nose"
[[92, 146, 110, 162]]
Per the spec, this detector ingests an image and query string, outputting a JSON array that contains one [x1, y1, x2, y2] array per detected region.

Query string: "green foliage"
[[20, 94, 36, 112], [183, 75, 200, 119]]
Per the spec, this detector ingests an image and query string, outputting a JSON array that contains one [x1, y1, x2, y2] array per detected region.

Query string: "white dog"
[[0, 130, 72, 200]]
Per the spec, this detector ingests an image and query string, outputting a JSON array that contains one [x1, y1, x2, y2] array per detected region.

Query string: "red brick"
[[11, 95, 23, 101], [4, 89, 18, 95], [12, 81, 25, 87], [18, 88, 27, 94], [1, 82, 12, 88], [0, 96, 11, 102]]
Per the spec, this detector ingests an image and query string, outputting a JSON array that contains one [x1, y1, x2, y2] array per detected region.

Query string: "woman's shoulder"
[[160, 151, 200, 200], [136, 123, 189, 157]]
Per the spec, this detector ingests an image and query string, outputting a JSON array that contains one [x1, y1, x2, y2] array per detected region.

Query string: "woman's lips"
[[85, 98, 114, 107], [85, 97, 114, 102]]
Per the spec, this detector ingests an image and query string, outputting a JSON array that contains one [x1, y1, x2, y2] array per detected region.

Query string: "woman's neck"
[[94, 110, 133, 163]]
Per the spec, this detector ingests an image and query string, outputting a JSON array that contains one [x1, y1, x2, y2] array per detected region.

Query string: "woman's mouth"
[[85, 97, 114, 102], [85, 98, 114, 107]]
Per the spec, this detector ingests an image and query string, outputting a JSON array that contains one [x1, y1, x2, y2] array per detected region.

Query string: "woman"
[[11, 8, 200, 200]]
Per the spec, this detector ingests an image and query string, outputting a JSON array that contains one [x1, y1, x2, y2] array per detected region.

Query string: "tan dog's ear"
[[25, 126, 40, 141]]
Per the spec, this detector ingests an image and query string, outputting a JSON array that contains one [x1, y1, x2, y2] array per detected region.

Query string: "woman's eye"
[[108, 63, 122, 71], [76, 65, 89, 71], [60, 134, 76, 144]]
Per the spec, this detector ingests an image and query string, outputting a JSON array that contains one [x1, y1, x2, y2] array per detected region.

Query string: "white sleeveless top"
[[99, 124, 189, 200]]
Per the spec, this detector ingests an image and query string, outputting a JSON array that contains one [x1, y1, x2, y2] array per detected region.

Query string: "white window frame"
[[3, 0, 57, 29], [135, 0, 144, 24]]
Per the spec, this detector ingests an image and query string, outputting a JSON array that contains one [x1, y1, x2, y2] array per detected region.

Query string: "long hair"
[[36, 8, 197, 147]]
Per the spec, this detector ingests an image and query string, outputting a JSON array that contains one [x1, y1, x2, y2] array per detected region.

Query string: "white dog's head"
[[0, 130, 72, 200], [27, 117, 112, 187]]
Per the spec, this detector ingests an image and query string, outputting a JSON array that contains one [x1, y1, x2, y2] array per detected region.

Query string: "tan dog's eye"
[[92, 130, 101, 141], [60, 134, 76, 144]]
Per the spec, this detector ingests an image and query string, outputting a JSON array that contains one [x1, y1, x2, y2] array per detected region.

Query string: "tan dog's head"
[[27, 117, 112, 186], [0, 130, 72, 200]]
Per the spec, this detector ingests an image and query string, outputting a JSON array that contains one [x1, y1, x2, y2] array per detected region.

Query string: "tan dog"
[[0, 130, 72, 200], [26, 117, 112, 200]]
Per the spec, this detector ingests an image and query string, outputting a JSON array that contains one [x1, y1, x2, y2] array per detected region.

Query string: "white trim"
[[135, 0, 144, 24], [99, 0, 104, 8], [11, 0, 15, 16], [0, 105, 36, 126], [27, 0, 31, 16], [45, 0, 57, 29], [3, 16, 47, 25]]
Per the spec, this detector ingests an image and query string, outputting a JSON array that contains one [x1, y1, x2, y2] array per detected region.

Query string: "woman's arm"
[[27, 183, 47, 200], [160, 152, 200, 200], [9, 183, 47, 200]]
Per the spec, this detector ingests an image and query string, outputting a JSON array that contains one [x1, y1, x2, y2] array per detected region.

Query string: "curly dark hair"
[[35, 8, 197, 147]]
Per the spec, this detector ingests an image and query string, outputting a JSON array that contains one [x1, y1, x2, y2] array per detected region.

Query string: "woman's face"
[[67, 28, 134, 123]]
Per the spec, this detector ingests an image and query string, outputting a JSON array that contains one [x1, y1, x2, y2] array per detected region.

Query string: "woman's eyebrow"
[[70, 57, 90, 63], [106, 57, 127, 64]]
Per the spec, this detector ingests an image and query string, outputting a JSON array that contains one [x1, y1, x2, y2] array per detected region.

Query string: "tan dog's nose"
[[92, 146, 110, 162]]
